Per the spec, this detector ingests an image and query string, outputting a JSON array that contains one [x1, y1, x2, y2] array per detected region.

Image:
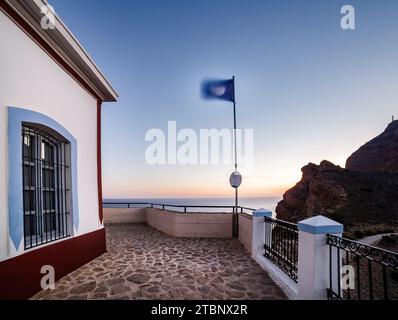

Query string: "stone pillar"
[[251, 208, 272, 259], [297, 215, 343, 300]]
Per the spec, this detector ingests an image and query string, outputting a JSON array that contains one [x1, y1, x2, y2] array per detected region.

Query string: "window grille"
[[22, 124, 71, 249]]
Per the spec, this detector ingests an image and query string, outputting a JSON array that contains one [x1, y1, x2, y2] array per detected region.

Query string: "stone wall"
[[103, 208, 146, 224], [145, 208, 176, 236], [104, 207, 233, 238], [238, 213, 253, 254], [174, 212, 232, 238]]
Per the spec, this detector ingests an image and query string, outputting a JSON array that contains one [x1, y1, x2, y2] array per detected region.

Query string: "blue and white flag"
[[201, 78, 235, 103]]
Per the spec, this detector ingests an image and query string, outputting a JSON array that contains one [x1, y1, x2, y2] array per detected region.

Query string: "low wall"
[[146, 208, 176, 236], [104, 207, 233, 238], [103, 208, 146, 224], [174, 211, 232, 238], [238, 213, 253, 253]]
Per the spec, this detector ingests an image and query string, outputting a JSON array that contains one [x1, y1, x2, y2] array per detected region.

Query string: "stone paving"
[[32, 223, 286, 300]]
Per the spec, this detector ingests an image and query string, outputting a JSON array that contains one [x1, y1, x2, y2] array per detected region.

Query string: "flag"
[[201, 78, 235, 102]]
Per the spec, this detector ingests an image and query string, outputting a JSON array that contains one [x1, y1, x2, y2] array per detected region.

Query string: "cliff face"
[[276, 121, 398, 239], [346, 120, 398, 173]]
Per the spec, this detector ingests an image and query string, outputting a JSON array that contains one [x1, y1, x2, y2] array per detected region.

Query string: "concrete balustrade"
[[251, 209, 298, 299], [251, 209, 344, 300], [297, 216, 343, 300]]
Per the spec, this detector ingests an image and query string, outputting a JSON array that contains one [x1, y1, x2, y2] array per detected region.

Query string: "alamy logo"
[[340, 5, 355, 30], [145, 121, 254, 170], [341, 265, 355, 290], [40, 265, 55, 290], [40, 5, 56, 30]]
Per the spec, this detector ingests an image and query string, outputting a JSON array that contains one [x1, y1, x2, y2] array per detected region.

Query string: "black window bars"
[[22, 125, 71, 249]]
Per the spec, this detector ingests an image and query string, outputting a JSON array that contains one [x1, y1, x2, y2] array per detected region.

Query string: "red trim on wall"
[[0, 1, 102, 102], [97, 101, 104, 224], [0, 228, 106, 300]]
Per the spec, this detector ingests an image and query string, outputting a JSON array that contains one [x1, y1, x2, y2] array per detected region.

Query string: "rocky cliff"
[[346, 120, 398, 173], [276, 121, 398, 239]]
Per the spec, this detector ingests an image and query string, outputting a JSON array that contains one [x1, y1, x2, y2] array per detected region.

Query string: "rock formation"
[[276, 121, 398, 239], [346, 120, 398, 173]]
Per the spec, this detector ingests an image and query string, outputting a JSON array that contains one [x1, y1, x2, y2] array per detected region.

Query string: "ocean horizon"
[[103, 196, 283, 213]]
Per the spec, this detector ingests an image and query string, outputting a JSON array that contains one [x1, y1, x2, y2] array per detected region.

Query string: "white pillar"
[[297, 215, 343, 300], [251, 208, 272, 259]]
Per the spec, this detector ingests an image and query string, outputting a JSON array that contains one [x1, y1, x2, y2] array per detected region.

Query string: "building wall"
[[0, 11, 101, 261]]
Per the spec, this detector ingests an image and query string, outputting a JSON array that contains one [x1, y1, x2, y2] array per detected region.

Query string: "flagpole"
[[233, 76, 237, 172], [232, 76, 239, 238], [232, 76, 238, 212]]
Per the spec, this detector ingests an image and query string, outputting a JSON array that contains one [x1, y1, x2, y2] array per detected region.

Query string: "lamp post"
[[230, 170, 242, 237]]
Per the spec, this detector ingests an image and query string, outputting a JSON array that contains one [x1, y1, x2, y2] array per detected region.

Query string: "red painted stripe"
[[97, 101, 104, 224], [0, 228, 106, 300]]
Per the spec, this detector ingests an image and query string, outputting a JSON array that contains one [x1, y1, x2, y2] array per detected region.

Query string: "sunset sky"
[[50, 0, 398, 199]]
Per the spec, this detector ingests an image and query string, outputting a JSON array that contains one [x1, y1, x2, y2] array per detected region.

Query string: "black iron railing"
[[103, 202, 256, 214], [327, 234, 398, 300], [264, 216, 299, 282]]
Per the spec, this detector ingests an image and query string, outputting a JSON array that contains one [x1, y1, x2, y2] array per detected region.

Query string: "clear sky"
[[49, 0, 398, 199]]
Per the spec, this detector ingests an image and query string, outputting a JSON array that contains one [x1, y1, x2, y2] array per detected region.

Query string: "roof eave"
[[3, 0, 118, 102]]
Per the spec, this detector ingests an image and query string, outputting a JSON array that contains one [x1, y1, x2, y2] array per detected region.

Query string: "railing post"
[[252, 208, 272, 258], [297, 215, 343, 300]]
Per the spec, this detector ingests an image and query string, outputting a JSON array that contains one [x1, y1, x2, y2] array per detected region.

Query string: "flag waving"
[[201, 76, 240, 220], [201, 78, 235, 102]]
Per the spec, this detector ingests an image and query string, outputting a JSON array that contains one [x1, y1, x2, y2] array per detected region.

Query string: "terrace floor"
[[32, 223, 286, 300]]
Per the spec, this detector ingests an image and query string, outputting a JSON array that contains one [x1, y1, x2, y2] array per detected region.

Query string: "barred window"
[[22, 124, 72, 249]]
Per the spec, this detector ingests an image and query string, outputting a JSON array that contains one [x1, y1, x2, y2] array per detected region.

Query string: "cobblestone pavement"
[[32, 223, 286, 300]]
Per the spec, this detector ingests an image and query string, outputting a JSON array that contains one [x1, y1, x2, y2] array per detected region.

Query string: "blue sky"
[[50, 0, 398, 198]]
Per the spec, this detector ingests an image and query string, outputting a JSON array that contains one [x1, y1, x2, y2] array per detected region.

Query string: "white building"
[[0, 0, 117, 299]]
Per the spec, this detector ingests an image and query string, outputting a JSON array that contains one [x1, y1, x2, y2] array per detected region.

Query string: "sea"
[[103, 196, 282, 214]]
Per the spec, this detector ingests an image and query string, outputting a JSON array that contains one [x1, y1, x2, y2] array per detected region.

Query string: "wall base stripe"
[[0, 228, 106, 300]]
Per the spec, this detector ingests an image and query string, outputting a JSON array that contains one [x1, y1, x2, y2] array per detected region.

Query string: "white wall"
[[0, 11, 101, 260], [238, 213, 252, 253]]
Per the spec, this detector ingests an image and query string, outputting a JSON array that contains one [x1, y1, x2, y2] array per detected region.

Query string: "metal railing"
[[103, 201, 256, 214], [264, 216, 299, 282], [327, 234, 398, 300]]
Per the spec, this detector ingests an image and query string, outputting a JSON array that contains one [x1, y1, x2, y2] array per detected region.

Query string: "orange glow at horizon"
[[103, 181, 295, 199], [102, 161, 304, 199]]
